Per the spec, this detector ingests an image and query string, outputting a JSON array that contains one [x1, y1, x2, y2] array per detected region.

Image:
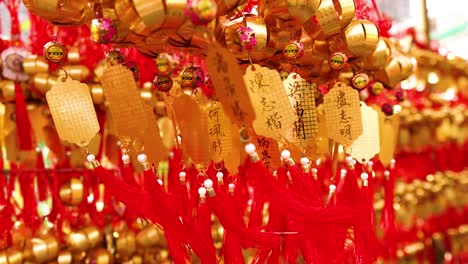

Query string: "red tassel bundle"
[[14, 82, 34, 150]]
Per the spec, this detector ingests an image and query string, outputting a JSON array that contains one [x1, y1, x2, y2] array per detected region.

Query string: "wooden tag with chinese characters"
[[224, 123, 241, 174], [100, 64, 147, 140], [137, 104, 168, 166], [203, 102, 233, 163], [252, 134, 281, 171], [323, 82, 362, 146], [347, 103, 380, 163], [206, 41, 255, 128], [173, 94, 210, 166], [46, 78, 100, 147], [283, 73, 318, 145], [377, 109, 400, 167], [304, 109, 329, 159], [244, 64, 295, 140]]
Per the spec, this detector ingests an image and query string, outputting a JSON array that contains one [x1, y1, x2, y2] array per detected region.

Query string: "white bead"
[[244, 143, 256, 154], [203, 179, 213, 189], [157, 179, 163, 186], [361, 172, 369, 181], [367, 161, 373, 167], [300, 157, 310, 166], [311, 168, 318, 174], [340, 169, 347, 175], [169, 152, 174, 159], [121, 154, 130, 163], [384, 170, 390, 177], [216, 171, 224, 180], [179, 171, 187, 178], [198, 187, 207, 196], [137, 153, 147, 163], [87, 154, 96, 163], [390, 159, 396, 165], [228, 183, 235, 190], [345, 156, 353, 164], [329, 184, 336, 192], [281, 149, 291, 159]]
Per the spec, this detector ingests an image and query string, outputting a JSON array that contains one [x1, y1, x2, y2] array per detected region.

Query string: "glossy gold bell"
[[0, 80, 16, 101], [59, 178, 84, 206], [136, 225, 167, 248], [22, 56, 49, 74], [88, 248, 113, 264], [116, 231, 137, 258], [32, 73, 58, 94], [0, 249, 23, 264], [61, 65, 90, 81], [25, 0, 94, 26], [89, 84, 106, 105], [57, 250, 73, 264], [25, 235, 59, 263]]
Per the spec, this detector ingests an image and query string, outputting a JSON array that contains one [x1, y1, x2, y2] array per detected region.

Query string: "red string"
[[5, 0, 21, 44]]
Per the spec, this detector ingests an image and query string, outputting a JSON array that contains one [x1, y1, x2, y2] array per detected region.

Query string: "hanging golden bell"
[[116, 231, 136, 258], [22, 56, 49, 74], [136, 225, 167, 248], [88, 248, 113, 264], [59, 178, 84, 206]]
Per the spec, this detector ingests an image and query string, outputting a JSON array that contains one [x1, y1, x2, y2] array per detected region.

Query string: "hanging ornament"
[[323, 82, 363, 146], [237, 26, 257, 51], [180, 67, 197, 89], [352, 73, 370, 90], [185, 0, 218, 26], [283, 41, 304, 60], [328, 52, 348, 70], [90, 18, 117, 44], [1, 47, 30, 81], [346, 103, 380, 163], [46, 72, 100, 147], [369, 82, 384, 95], [203, 102, 233, 162], [153, 74, 173, 92], [155, 53, 172, 73], [43, 41, 67, 64]]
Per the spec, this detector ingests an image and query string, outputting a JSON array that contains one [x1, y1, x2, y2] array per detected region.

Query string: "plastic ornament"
[[328, 52, 347, 70], [237, 27, 257, 51], [283, 41, 304, 60], [153, 74, 173, 92], [352, 73, 370, 90], [381, 103, 393, 116], [43, 41, 67, 63], [185, 0, 217, 26], [395, 89, 405, 102], [370, 82, 384, 95], [90, 18, 117, 44]]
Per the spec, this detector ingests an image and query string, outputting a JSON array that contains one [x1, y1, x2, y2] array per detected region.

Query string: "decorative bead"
[[300, 157, 310, 166], [370, 82, 384, 95], [153, 74, 173, 92], [395, 89, 405, 102], [179, 171, 187, 178], [43, 41, 67, 63], [283, 41, 304, 60], [121, 154, 130, 163], [137, 153, 147, 163], [198, 186, 207, 196], [281, 149, 291, 160], [203, 179, 213, 189], [382, 103, 394, 116], [228, 183, 235, 192], [340, 169, 347, 176], [237, 26, 257, 51], [185, 0, 217, 26], [328, 52, 347, 70], [157, 179, 163, 186], [87, 154, 96, 163], [180, 67, 197, 89], [329, 184, 336, 192], [216, 171, 224, 180], [352, 73, 370, 90], [360, 172, 369, 181], [311, 168, 318, 174], [244, 143, 256, 155], [90, 18, 116, 44], [345, 156, 354, 164]]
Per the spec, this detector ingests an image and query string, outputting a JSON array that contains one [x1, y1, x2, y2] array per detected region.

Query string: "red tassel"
[[221, 181, 245, 264], [18, 170, 41, 232], [14, 82, 34, 150], [196, 200, 217, 263], [0, 171, 13, 248], [35, 150, 48, 201], [93, 166, 155, 221], [380, 168, 397, 260]]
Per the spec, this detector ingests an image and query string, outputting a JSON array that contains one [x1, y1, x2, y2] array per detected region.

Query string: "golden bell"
[[59, 178, 84, 206], [26, 0, 93, 26], [57, 250, 73, 264], [23, 56, 49, 74], [67, 47, 81, 64], [11, 223, 32, 249], [82, 226, 102, 249], [67, 231, 89, 252], [116, 231, 136, 258], [61, 65, 90, 81], [32, 73, 59, 94], [88, 248, 113, 264], [0, 249, 23, 264], [136, 225, 167, 248], [26, 235, 58, 263], [89, 83, 105, 104], [0, 80, 16, 101]]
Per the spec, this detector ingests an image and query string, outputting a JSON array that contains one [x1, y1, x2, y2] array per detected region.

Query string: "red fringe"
[[14, 83, 34, 150], [35, 151, 49, 201], [18, 170, 40, 232], [196, 201, 217, 263], [380, 169, 397, 259]]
